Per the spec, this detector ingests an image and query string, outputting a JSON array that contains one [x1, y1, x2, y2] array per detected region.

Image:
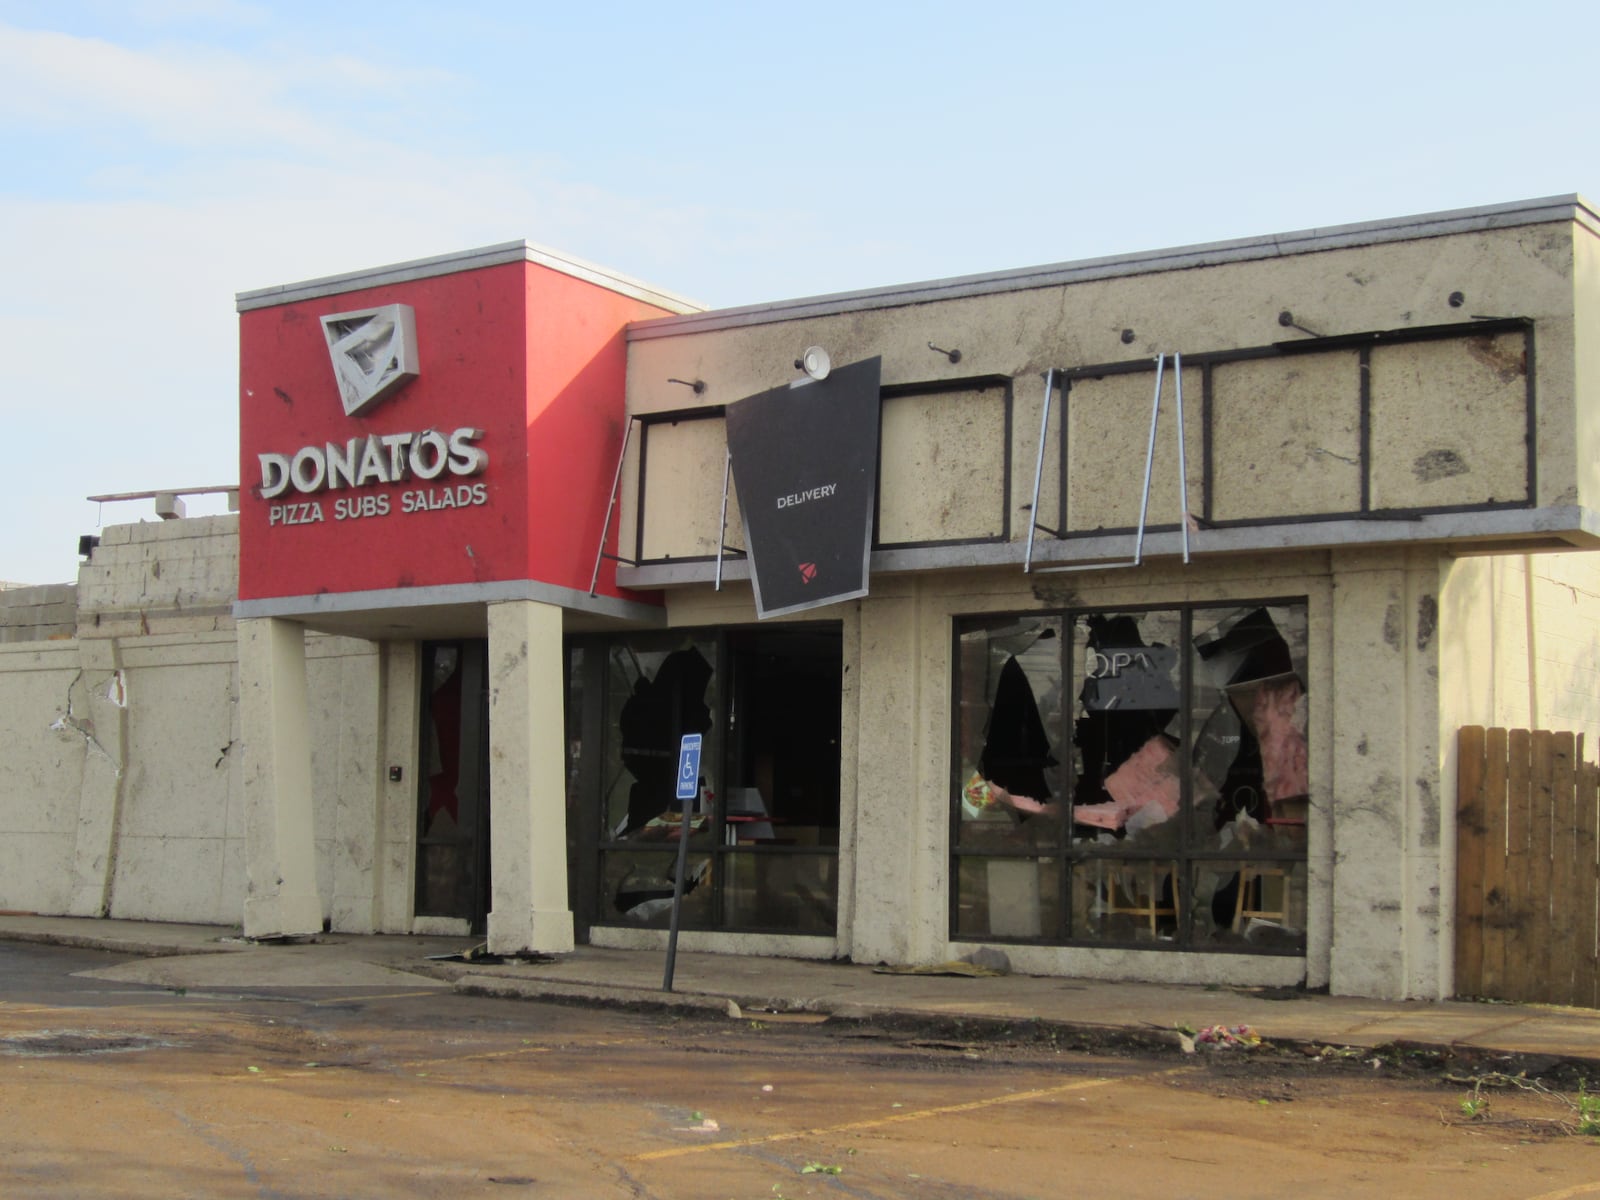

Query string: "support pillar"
[[485, 599, 574, 954], [239, 617, 323, 939], [849, 591, 938, 965]]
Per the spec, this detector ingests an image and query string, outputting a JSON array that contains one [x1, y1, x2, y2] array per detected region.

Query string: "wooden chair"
[[1102, 863, 1179, 935], [1233, 865, 1289, 930]]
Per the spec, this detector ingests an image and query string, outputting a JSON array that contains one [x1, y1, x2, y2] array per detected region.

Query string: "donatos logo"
[[254, 302, 491, 512], [321, 304, 419, 417]]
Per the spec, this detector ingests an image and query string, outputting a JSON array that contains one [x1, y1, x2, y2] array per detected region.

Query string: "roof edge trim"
[[237, 240, 705, 314], [628, 194, 1596, 340]]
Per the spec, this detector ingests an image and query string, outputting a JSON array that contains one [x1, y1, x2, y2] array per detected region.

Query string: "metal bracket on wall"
[[713, 449, 748, 590], [1024, 353, 1192, 575], [589, 415, 642, 597], [1023, 368, 1059, 573]]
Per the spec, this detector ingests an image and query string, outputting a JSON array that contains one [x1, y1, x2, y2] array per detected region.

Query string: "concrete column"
[[329, 640, 383, 933], [485, 599, 574, 955], [848, 590, 938, 965], [1328, 549, 1444, 999], [65, 635, 127, 917], [239, 617, 323, 939], [377, 641, 421, 933]]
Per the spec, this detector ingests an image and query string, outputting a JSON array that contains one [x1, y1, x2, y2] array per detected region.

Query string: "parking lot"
[[3, 940, 1599, 1199]]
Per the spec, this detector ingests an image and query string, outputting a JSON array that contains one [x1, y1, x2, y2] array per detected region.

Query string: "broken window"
[[577, 627, 843, 936], [952, 602, 1308, 953]]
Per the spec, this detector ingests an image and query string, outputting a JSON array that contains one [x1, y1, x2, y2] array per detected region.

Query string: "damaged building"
[[2, 195, 1598, 1002]]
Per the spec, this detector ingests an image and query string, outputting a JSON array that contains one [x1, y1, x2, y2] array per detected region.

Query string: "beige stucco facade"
[[1, 196, 1597, 1002], [610, 196, 1599, 999]]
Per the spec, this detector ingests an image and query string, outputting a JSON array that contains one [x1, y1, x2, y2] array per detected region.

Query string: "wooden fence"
[[1455, 727, 1600, 1008]]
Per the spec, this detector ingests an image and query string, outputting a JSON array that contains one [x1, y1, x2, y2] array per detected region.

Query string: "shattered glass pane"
[[1188, 859, 1307, 951], [952, 600, 1310, 951], [602, 850, 713, 928], [1069, 611, 1183, 850], [953, 856, 1060, 940], [722, 852, 837, 933]]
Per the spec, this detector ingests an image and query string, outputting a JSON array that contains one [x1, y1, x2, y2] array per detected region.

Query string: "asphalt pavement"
[[4, 913, 1599, 1072]]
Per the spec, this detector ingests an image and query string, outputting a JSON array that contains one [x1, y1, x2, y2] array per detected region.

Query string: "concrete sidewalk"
[[5, 914, 1600, 1072]]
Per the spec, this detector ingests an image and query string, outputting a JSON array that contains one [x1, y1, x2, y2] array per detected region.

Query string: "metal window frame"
[[947, 597, 1312, 956]]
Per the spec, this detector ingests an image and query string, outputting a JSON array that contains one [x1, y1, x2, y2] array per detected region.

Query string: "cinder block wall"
[[0, 583, 77, 643]]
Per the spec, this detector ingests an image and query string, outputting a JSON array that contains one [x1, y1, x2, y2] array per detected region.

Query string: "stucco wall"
[[1575, 220, 1600, 511], [107, 634, 241, 923], [622, 216, 1586, 567], [0, 641, 85, 914], [1438, 551, 1600, 746], [649, 547, 1455, 998], [0, 518, 416, 932]]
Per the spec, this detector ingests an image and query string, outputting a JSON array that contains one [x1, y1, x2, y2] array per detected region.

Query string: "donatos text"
[[268, 484, 489, 527], [258, 427, 487, 499], [259, 428, 491, 527]]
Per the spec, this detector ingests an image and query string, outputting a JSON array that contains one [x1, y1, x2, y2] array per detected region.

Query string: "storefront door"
[[415, 640, 492, 932], [568, 625, 842, 937]]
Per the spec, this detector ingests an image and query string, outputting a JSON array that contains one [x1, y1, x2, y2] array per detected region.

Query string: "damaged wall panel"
[[878, 381, 1008, 546], [110, 644, 239, 923], [637, 416, 743, 562], [1368, 332, 1530, 511], [1065, 366, 1204, 533], [1211, 353, 1362, 521]]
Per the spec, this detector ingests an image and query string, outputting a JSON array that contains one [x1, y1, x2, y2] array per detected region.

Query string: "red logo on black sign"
[[797, 562, 817, 584]]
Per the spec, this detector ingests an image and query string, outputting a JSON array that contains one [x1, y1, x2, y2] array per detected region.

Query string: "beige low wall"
[[0, 518, 416, 932], [0, 641, 85, 914]]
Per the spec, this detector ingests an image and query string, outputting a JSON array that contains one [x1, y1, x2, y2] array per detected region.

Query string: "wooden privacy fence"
[[1455, 726, 1600, 1008]]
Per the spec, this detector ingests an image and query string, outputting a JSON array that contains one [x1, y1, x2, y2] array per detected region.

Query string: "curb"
[[0, 929, 236, 959], [454, 974, 744, 1019], [449, 974, 1600, 1083]]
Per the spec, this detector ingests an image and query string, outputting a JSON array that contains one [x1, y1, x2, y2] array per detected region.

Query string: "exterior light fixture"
[[794, 346, 831, 381]]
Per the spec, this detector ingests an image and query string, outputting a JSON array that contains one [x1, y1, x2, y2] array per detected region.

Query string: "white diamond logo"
[[320, 303, 419, 417]]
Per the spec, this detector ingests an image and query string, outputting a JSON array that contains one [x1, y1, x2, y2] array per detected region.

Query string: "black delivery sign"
[[724, 356, 882, 619]]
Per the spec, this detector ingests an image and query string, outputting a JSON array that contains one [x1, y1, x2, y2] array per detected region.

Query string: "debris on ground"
[[962, 948, 1012, 974], [873, 961, 1005, 978], [1178, 1024, 1263, 1053], [425, 944, 557, 965]]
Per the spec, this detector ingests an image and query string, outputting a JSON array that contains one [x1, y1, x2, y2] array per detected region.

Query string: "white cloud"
[[0, 22, 424, 156]]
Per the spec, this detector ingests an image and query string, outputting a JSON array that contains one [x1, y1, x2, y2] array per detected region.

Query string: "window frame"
[[948, 598, 1310, 955]]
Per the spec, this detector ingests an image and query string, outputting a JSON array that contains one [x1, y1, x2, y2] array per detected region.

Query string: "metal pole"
[[1024, 369, 1055, 574], [589, 416, 636, 597], [1174, 352, 1191, 564], [1132, 355, 1164, 566], [715, 449, 732, 591], [662, 791, 693, 992]]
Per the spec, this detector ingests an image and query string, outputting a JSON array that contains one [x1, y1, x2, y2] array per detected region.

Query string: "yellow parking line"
[[630, 1068, 1195, 1162], [1521, 1185, 1600, 1200]]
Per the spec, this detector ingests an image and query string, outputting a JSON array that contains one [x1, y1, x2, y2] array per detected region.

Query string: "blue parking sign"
[[675, 733, 702, 802]]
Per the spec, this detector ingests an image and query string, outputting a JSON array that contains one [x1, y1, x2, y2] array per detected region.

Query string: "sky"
[[1, 0, 1596, 585]]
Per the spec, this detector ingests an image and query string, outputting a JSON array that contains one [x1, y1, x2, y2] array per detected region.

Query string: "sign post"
[[662, 732, 702, 992]]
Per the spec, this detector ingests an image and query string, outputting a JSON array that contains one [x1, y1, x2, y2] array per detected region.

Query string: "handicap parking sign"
[[675, 733, 702, 802]]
